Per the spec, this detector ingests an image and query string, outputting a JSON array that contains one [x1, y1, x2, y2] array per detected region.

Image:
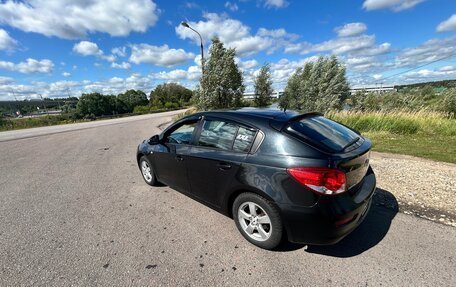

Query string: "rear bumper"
[[279, 168, 376, 245]]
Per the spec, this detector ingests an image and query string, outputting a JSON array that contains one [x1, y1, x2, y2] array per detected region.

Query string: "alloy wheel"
[[237, 201, 272, 242]]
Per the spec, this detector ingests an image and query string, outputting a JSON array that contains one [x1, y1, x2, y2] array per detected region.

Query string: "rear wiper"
[[343, 136, 360, 150]]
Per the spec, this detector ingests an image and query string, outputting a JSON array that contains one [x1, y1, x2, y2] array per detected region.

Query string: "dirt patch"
[[370, 152, 456, 227]]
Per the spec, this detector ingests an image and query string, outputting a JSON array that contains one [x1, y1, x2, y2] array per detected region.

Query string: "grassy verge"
[[327, 111, 456, 164]]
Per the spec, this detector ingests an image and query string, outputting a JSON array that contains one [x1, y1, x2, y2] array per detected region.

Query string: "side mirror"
[[148, 134, 160, 144]]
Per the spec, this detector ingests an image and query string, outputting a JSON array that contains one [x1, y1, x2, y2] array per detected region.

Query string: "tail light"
[[287, 167, 346, 195]]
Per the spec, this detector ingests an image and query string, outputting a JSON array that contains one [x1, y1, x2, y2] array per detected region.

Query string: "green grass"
[[364, 131, 456, 163], [327, 111, 456, 163]]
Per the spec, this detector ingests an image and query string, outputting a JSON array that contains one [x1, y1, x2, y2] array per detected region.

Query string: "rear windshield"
[[286, 116, 361, 152]]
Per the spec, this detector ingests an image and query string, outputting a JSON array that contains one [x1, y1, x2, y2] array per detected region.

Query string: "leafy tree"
[[149, 83, 192, 108], [117, 90, 148, 112], [76, 93, 116, 117], [279, 55, 349, 112], [254, 64, 273, 107], [195, 37, 244, 110]]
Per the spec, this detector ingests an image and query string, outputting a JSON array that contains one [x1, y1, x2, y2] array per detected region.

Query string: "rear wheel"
[[139, 156, 157, 186], [233, 193, 283, 250]]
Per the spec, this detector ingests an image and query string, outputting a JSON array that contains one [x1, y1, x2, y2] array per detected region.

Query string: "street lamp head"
[[181, 21, 190, 28]]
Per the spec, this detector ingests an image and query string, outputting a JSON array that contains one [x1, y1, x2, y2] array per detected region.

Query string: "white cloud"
[[62, 72, 71, 77], [239, 59, 259, 70], [225, 2, 239, 11], [402, 67, 456, 81], [437, 14, 456, 32], [130, 44, 195, 67], [0, 0, 159, 39], [0, 28, 17, 51], [229, 36, 273, 56], [0, 76, 14, 84], [176, 13, 296, 56], [0, 58, 54, 73], [185, 2, 198, 9], [73, 41, 116, 62], [439, 65, 455, 72], [362, 0, 424, 12], [285, 22, 391, 72], [129, 44, 195, 67], [263, 0, 289, 9], [112, 46, 127, 57], [335, 23, 367, 37], [394, 37, 456, 67], [111, 61, 131, 69], [176, 13, 250, 45], [73, 41, 103, 56], [151, 65, 201, 82]]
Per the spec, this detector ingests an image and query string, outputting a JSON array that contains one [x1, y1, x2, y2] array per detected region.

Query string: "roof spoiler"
[[270, 112, 322, 131]]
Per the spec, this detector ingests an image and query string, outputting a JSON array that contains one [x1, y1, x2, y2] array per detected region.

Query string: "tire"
[[233, 192, 283, 250], [139, 156, 157, 186]]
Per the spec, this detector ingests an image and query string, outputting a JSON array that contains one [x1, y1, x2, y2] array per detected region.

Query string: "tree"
[[76, 93, 116, 117], [254, 64, 273, 107], [279, 55, 349, 113], [117, 90, 148, 112], [149, 83, 193, 108], [194, 37, 244, 110]]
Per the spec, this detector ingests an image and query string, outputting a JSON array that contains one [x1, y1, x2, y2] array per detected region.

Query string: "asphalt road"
[[1, 110, 455, 286]]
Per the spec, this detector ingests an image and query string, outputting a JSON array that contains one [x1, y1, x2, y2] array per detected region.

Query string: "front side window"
[[198, 120, 238, 150], [166, 122, 197, 144]]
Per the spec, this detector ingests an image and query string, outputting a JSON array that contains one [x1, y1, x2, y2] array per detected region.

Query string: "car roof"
[[193, 107, 298, 121], [183, 108, 320, 130]]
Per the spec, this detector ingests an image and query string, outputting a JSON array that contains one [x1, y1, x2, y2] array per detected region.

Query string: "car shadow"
[[275, 188, 398, 257]]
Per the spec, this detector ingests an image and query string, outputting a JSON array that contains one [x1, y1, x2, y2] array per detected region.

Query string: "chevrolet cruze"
[[137, 108, 376, 249]]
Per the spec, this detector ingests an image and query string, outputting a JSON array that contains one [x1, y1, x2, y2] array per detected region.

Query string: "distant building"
[[243, 90, 284, 100], [349, 86, 396, 94]]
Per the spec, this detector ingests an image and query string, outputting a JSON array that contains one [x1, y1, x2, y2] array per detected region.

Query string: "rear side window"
[[233, 127, 256, 152], [198, 120, 238, 150], [286, 116, 360, 152]]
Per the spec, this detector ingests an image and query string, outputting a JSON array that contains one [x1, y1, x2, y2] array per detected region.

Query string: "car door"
[[186, 117, 258, 208], [151, 119, 198, 193]]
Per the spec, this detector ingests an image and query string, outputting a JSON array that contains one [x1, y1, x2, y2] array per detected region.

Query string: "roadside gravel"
[[370, 152, 456, 227]]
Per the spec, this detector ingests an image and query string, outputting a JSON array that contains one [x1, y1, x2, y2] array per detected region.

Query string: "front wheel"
[[233, 193, 283, 250], [139, 156, 157, 186]]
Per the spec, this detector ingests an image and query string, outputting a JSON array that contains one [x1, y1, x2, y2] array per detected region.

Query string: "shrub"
[[440, 88, 456, 118]]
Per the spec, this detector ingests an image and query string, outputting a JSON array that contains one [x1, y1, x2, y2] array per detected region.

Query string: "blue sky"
[[0, 0, 455, 100]]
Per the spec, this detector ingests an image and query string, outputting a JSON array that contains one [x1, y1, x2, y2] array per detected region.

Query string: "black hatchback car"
[[137, 108, 376, 249]]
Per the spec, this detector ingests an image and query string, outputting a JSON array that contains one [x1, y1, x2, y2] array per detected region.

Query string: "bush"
[[440, 88, 456, 118], [132, 105, 151, 114], [164, 102, 179, 109]]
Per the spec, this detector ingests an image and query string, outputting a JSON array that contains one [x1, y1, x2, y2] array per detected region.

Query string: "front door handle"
[[175, 155, 184, 162], [217, 162, 232, 170]]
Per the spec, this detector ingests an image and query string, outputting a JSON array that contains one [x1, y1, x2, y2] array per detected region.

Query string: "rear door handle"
[[175, 155, 184, 162], [217, 162, 232, 170]]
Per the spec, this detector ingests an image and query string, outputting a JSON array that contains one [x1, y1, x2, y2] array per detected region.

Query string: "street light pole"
[[181, 22, 204, 76]]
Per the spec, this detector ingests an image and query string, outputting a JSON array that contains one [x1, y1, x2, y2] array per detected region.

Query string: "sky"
[[0, 0, 456, 100]]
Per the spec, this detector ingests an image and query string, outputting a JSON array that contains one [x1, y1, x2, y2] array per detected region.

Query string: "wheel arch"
[[226, 187, 276, 218]]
